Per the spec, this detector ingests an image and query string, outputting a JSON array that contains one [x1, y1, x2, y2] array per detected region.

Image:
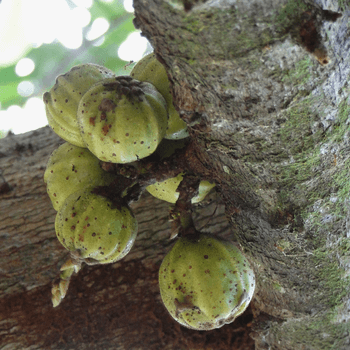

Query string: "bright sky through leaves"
[[0, 0, 149, 136]]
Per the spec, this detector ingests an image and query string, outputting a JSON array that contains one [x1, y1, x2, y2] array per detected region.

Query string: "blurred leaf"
[[89, 0, 127, 22], [0, 82, 24, 109], [99, 16, 134, 50]]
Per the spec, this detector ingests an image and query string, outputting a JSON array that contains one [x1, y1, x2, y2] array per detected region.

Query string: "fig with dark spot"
[[159, 233, 255, 330], [77, 77, 168, 163], [43, 64, 115, 147]]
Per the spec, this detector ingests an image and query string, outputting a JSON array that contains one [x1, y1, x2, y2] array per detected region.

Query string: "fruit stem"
[[51, 258, 81, 307], [170, 175, 200, 238]]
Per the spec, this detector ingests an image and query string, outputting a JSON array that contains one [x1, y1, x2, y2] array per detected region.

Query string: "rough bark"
[[1, 0, 350, 349], [0, 126, 252, 349]]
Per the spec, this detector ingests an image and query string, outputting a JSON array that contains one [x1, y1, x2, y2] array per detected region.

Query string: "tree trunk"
[[1, 0, 350, 349]]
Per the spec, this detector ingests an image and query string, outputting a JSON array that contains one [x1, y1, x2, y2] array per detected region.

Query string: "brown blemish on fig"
[[102, 124, 112, 136], [89, 116, 96, 126]]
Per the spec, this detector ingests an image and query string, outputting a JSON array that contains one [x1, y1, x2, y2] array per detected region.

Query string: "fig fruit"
[[55, 188, 138, 264], [44, 142, 115, 211], [159, 233, 255, 330], [43, 64, 115, 147], [131, 53, 189, 140], [77, 76, 168, 163]]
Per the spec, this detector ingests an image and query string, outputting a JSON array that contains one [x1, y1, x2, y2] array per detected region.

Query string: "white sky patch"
[[123, 0, 134, 13], [86, 17, 110, 41], [118, 32, 148, 62], [23, 0, 72, 47], [0, 0, 33, 66], [71, 0, 93, 8], [0, 97, 47, 135], [17, 81, 35, 97], [15, 58, 35, 77], [71, 7, 92, 28]]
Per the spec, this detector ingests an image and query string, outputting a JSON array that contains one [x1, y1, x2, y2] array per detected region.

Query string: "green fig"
[[55, 188, 138, 264], [43, 64, 116, 147], [44, 142, 115, 211], [77, 76, 168, 164], [159, 233, 255, 330], [131, 53, 189, 140]]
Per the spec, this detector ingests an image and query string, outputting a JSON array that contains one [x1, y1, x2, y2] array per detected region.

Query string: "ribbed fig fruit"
[[130, 53, 189, 140], [146, 172, 215, 204], [43, 64, 116, 147], [159, 233, 255, 330], [44, 142, 115, 211], [55, 188, 138, 264], [77, 76, 168, 163]]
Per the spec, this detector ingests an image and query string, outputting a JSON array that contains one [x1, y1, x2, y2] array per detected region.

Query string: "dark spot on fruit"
[[66, 176, 69, 180], [204, 255, 208, 259], [72, 212, 76, 217], [65, 218, 68, 221], [53, 193, 57, 197], [71, 225, 75, 230], [102, 124, 111, 136], [173, 280, 177, 284], [125, 133, 129, 137], [171, 269, 175, 273], [109, 232, 112, 235], [89, 116, 96, 126], [189, 266, 192, 269], [65, 99, 68, 103], [92, 233, 96, 237]]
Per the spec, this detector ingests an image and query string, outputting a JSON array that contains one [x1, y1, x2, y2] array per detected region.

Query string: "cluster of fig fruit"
[[43, 53, 255, 330]]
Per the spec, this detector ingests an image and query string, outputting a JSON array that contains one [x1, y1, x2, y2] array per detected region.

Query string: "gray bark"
[[133, 0, 350, 348], [1, 0, 350, 349]]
